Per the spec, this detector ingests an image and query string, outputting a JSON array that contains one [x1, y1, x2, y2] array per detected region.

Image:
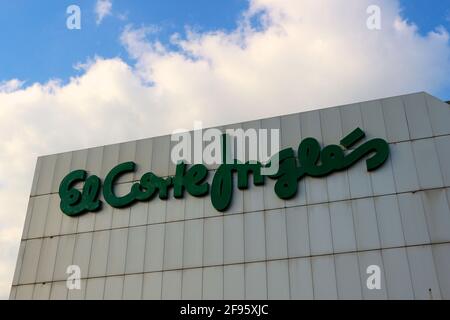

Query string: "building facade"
[[10, 92, 450, 300]]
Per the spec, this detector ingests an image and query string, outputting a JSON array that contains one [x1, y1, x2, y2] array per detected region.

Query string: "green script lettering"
[[58, 128, 390, 216]]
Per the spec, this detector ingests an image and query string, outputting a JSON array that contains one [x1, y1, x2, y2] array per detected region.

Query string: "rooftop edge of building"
[[36, 91, 448, 159]]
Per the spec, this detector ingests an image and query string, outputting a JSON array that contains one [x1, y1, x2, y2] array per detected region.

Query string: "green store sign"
[[59, 128, 389, 217]]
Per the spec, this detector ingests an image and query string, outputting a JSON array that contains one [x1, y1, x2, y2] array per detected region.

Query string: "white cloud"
[[0, 79, 24, 93], [95, 0, 113, 25], [1, 0, 449, 299]]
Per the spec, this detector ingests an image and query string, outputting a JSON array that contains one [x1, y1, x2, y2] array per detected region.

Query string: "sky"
[[0, 0, 450, 299], [0, 0, 248, 84], [0, 0, 449, 88]]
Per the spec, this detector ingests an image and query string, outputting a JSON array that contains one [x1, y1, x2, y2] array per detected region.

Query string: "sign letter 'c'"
[[103, 161, 137, 208]]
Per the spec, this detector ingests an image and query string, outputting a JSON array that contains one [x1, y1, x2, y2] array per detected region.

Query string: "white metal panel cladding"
[[104, 276, 123, 300], [11, 92, 450, 300]]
